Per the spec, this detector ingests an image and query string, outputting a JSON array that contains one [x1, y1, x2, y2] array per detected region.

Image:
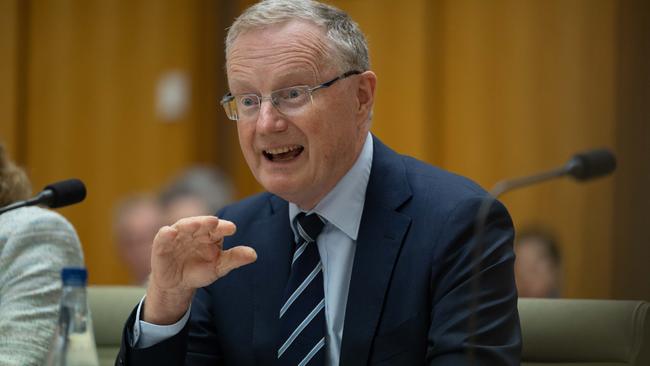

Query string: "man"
[[515, 228, 562, 298], [159, 166, 235, 225], [117, 1, 521, 365], [113, 194, 163, 285]]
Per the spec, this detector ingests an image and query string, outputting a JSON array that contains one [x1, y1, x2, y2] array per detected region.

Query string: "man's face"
[[226, 20, 375, 209], [116, 200, 162, 284], [514, 239, 559, 298]]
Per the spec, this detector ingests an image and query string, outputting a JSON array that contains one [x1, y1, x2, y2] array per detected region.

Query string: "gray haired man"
[[117, 1, 521, 365]]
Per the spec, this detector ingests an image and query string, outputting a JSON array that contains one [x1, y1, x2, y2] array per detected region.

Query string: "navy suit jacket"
[[118, 137, 521, 365]]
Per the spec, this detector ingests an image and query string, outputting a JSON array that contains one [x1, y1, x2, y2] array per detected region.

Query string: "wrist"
[[142, 283, 195, 325]]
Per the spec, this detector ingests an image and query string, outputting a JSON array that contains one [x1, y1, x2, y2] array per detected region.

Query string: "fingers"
[[153, 217, 237, 258], [151, 216, 253, 286], [152, 226, 178, 255], [155, 225, 178, 242], [212, 219, 236, 237], [215, 246, 258, 278], [171, 216, 236, 244], [173, 216, 219, 237]]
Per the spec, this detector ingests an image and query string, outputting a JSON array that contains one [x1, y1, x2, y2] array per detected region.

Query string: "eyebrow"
[[229, 69, 319, 95]]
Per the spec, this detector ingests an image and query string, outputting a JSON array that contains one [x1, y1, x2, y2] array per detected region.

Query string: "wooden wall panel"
[[0, 0, 21, 160], [434, 0, 617, 298], [23, 0, 225, 284], [329, 0, 622, 299], [329, 0, 433, 162]]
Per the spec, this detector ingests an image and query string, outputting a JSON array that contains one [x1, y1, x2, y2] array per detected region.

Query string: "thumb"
[[215, 246, 258, 278]]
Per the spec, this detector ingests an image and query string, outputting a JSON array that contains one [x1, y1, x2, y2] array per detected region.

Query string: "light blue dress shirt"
[[134, 133, 373, 366]]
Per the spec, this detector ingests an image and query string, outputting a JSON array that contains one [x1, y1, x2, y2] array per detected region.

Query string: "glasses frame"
[[220, 70, 362, 121]]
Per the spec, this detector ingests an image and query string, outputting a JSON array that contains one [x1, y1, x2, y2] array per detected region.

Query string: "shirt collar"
[[289, 133, 373, 241]]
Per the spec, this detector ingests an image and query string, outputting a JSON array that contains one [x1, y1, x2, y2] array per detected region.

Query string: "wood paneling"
[[0, 0, 22, 160], [331, 0, 624, 299], [22, 0, 226, 284], [432, 0, 617, 299], [329, 0, 434, 162]]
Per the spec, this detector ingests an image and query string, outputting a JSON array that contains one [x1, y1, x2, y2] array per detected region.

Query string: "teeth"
[[265, 145, 301, 155]]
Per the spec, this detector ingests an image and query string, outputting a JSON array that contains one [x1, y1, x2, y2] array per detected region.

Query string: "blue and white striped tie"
[[278, 213, 326, 366]]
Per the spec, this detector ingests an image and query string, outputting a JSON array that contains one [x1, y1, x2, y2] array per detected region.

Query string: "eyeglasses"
[[220, 70, 362, 121]]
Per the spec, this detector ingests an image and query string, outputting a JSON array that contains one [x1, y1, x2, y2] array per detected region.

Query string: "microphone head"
[[565, 149, 617, 181], [42, 179, 87, 208]]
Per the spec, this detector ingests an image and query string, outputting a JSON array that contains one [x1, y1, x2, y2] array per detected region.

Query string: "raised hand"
[[143, 216, 257, 324]]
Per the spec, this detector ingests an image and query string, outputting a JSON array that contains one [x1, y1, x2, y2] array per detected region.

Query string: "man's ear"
[[356, 71, 377, 124]]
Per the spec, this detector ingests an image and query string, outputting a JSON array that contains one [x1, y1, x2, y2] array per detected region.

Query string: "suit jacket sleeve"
[[116, 286, 223, 366], [426, 197, 521, 365]]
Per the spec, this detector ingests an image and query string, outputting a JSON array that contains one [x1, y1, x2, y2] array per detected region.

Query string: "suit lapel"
[[251, 196, 293, 364], [339, 137, 413, 365]]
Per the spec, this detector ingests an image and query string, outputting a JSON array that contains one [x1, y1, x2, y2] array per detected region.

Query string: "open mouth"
[[263, 145, 304, 162]]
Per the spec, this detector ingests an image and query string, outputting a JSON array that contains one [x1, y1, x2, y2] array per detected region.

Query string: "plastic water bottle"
[[44, 267, 99, 366]]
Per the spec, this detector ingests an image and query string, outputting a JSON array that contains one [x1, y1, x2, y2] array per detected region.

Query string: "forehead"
[[226, 20, 333, 87]]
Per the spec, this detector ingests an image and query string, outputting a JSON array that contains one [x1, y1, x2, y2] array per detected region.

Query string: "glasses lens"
[[235, 94, 261, 120], [221, 97, 239, 121], [222, 85, 315, 121], [272, 86, 311, 115]]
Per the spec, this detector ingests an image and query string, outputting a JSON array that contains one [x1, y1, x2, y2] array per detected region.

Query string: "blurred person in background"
[[113, 194, 163, 285], [514, 228, 562, 298], [159, 166, 235, 225], [0, 143, 84, 366], [113, 167, 233, 285]]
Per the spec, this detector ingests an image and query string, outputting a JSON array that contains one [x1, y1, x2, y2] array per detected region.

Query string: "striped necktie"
[[277, 213, 326, 366]]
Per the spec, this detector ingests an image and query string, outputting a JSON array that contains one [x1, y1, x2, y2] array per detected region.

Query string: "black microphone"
[[565, 148, 617, 181], [0, 179, 87, 215], [488, 148, 617, 198], [467, 148, 616, 364]]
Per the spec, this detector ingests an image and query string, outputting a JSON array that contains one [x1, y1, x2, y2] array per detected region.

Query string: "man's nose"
[[256, 99, 288, 133]]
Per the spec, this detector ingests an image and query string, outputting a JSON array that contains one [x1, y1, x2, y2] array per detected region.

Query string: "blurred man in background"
[[114, 167, 234, 284], [515, 228, 563, 298], [159, 166, 234, 225], [113, 194, 162, 285]]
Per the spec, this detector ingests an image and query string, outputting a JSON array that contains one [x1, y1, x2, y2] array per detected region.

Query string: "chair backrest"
[[519, 298, 650, 366], [87, 286, 650, 366], [88, 285, 145, 366]]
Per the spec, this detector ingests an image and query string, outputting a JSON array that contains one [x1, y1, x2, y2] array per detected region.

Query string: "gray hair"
[[159, 166, 234, 215], [225, 0, 370, 72]]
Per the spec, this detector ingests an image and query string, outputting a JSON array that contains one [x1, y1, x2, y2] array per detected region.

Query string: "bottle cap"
[[61, 267, 88, 286]]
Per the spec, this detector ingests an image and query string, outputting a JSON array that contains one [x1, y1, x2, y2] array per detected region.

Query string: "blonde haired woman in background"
[[0, 144, 84, 366]]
